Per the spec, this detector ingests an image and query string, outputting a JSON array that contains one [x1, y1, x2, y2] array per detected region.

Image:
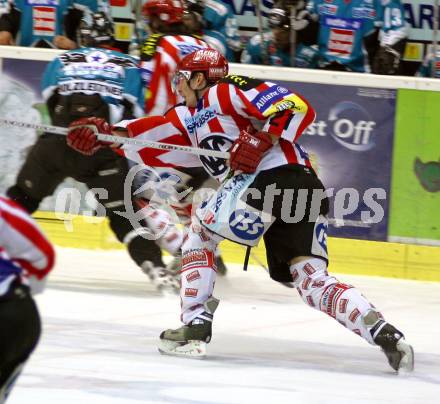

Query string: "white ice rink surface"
[[8, 247, 440, 404]]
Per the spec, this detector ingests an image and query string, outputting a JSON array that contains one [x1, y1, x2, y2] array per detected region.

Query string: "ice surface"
[[8, 247, 440, 404]]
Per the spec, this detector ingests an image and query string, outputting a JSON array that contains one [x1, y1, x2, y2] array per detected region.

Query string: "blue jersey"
[[307, 0, 407, 72], [204, 0, 241, 52], [417, 51, 440, 78], [203, 28, 234, 61], [72, 0, 108, 13], [0, 0, 108, 46], [42, 47, 144, 124], [241, 32, 319, 69], [10, 0, 73, 47]]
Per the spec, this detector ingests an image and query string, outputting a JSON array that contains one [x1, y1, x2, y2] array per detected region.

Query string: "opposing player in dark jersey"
[[6, 12, 180, 293]]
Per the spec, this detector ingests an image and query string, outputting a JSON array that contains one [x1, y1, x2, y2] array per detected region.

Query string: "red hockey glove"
[[229, 129, 273, 173], [67, 117, 111, 156]]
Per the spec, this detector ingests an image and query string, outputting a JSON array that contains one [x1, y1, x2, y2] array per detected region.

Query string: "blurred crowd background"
[[0, 0, 439, 78]]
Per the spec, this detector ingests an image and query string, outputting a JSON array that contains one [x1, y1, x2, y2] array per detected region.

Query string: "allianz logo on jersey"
[[305, 101, 376, 152], [185, 106, 217, 134], [253, 85, 289, 111]]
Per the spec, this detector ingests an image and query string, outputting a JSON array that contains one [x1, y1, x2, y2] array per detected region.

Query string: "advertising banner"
[[390, 89, 440, 244], [281, 82, 397, 241], [0, 58, 396, 241], [0, 59, 47, 194], [0, 58, 89, 211]]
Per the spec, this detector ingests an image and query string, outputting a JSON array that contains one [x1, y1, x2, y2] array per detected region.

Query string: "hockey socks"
[[289, 258, 414, 372]]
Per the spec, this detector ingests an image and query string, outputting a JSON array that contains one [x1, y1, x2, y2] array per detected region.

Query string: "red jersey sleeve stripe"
[[221, 85, 264, 129], [279, 139, 298, 165], [161, 38, 180, 65], [1, 209, 55, 278]]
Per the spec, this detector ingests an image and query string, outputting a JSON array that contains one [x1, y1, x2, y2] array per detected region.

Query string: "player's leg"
[[259, 164, 414, 372], [159, 222, 221, 357], [289, 253, 414, 372], [0, 284, 41, 402], [267, 214, 414, 372], [7, 134, 67, 213], [84, 150, 180, 293]]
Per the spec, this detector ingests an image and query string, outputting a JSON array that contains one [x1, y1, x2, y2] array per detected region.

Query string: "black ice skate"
[[373, 322, 414, 373], [158, 297, 219, 358]]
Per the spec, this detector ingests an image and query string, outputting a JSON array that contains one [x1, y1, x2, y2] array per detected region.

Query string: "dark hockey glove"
[[372, 46, 401, 75], [67, 117, 111, 155], [229, 129, 273, 174]]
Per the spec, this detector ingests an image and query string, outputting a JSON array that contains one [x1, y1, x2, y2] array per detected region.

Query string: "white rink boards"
[[8, 247, 440, 404]]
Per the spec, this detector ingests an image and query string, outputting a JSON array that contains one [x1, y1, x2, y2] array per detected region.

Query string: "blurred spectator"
[[416, 50, 440, 78], [203, 0, 241, 59], [0, 0, 109, 49], [63, 0, 110, 49], [300, 0, 408, 73], [241, 2, 319, 68], [140, 0, 208, 115], [183, 0, 233, 60]]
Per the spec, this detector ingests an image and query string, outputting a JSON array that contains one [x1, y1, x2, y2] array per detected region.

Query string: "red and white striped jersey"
[[116, 115, 199, 168], [0, 196, 55, 296], [140, 34, 208, 116], [120, 76, 316, 182]]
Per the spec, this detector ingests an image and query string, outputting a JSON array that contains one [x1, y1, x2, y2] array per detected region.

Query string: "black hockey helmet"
[[182, 0, 205, 32], [184, 0, 204, 16], [268, 7, 290, 30], [79, 12, 114, 47]]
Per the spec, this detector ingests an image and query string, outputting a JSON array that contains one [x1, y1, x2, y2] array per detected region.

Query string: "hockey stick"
[[433, 0, 439, 77], [242, 246, 295, 289], [0, 118, 230, 159], [251, 0, 269, 64], [289, 3, 297, 67]]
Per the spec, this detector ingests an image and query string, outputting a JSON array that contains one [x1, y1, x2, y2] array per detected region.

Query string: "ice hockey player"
[[183, 0, 241, 61], [416, 50, 440, 78], [294, 0, 408, 73], [6, 12, 181, 293], [182, 0, 233, 60], [139, 0, 231, 275], [65, 48, 414, 372], [140, 0, 209, 116], [0, 196, 55, 403], [241, 2, 319, 68], [0, 0, 109, 49]]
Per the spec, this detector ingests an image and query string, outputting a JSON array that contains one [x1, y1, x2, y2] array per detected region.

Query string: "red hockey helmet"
[[142, 0, 184, 24], [177, 48, 229, 83]]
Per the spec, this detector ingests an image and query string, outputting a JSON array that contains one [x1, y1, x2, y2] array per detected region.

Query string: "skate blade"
[[158, 339, 207, 358], [396, 339, 414, 373]]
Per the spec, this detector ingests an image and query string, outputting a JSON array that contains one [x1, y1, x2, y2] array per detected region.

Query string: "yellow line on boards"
[[34, 211, 440, 282]]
